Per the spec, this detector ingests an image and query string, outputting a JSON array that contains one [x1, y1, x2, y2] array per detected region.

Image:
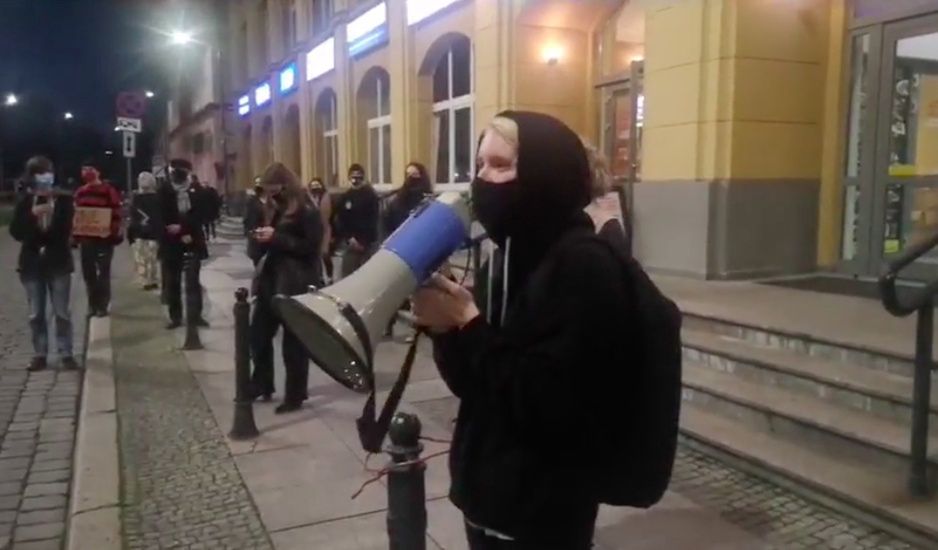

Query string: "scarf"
[[172, 181, 191, 214]]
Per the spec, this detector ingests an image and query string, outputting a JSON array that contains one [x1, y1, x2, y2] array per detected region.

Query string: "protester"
[[129, 172, 162, 290], [245, 183, 273, 266], [307, 177, 334, 283], [247, 162, 323, 414], [157, 159, 208, 329], [203, 182, 221, 241], [383, 162, 433, 338], [334, 164, 379, 279], [413, 112, 637, 549], [74, 161, 123, 317], [9, 156, 78, 371], [583, 142, 630, 255]]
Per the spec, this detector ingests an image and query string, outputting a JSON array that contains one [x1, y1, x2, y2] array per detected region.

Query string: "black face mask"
[[471, 177, 525, 247], [171, 170, 189, 185]]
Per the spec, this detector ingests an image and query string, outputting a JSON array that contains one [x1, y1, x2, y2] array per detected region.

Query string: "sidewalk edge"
[[65, 317, 122, 550]]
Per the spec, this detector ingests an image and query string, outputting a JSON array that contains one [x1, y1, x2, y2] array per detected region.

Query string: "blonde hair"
[[581, 140, 612, 199], [137, 171, 157, 193], [487, 116, 520, 150]]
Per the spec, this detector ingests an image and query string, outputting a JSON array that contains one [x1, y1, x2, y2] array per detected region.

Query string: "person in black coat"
[[334, 164, 379, 278], [9, 156, 79, 371], [157, 159, 209, 329], [248, 162, 323, 414], [413, 112, 633, 549], [244, 183, 270, 266]]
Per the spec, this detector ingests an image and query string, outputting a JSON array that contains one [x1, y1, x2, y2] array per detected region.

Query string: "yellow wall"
[[817, 0, 847, 267], [914, 75, 938, 176]]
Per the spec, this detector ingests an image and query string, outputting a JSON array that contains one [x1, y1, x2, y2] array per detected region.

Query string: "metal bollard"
[[386, 412, 427, 550], [182, 252, 204, 350], [229, 288, 259, 440]]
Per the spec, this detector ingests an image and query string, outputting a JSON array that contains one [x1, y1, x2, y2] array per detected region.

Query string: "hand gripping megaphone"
[[274, 192, 472, 394]]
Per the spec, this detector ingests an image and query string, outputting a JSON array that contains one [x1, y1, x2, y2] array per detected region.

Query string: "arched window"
[[358, 69, 391, 184], [431, 36, 473, 185], [315, 89, 339, 187]]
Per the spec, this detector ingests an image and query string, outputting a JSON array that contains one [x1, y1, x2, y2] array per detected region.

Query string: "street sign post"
[[123, 131, 135, 194]]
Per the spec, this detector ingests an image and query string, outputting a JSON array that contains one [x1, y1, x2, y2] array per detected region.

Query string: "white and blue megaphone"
[[274, 192, 472, 394]]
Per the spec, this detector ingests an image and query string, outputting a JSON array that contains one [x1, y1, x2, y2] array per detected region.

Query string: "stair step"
[[683, 329, 938, 428], [682, 362, 938, 472], [681, 404, 938, 544]]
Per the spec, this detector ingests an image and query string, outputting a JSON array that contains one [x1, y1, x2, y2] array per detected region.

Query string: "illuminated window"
[[306, 37, 335, 81], [347, 2, 387, 57], [279, 62, 298, 94], [255, 82, 272, 107], [431, 37, 473, 185], [238, 95, 251, 117], [407, 0, 459, 26]]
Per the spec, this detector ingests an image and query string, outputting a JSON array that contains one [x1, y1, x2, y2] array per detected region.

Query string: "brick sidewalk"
[[0, 232, 86, 550]]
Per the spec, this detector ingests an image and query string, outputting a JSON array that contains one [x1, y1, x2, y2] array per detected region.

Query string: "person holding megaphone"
[[412, 112, 638, 549], [248, 163, 324, 413]]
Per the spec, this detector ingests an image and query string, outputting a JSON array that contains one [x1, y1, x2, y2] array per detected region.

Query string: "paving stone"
[[29, 460, 70, 473], [22, 482, 68, 497], [19, 495, 66, 511], [26, 470, 70, 484], [12, 520, 64, 542], [0, 496, 19, 511], [16, 508, 65, 526], [0, 482, 20, 496], [0, 468, 27, 483]]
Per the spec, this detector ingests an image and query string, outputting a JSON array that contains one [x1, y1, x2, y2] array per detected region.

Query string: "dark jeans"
[[162, 255, 203, 323], [203, 221, 216, 240], [250, 297, 309, 403], [80, 242, 114, 313], [20, 273, 73, 359]]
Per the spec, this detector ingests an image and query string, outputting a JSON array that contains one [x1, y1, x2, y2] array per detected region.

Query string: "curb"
[[65, 317, 122, 550]]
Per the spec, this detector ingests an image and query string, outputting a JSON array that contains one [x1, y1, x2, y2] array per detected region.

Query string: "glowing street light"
[[145, 90, 155, 98], [170, 30, 194, 46], [4, 93, 18, 107], [64, 112, 74, 120]]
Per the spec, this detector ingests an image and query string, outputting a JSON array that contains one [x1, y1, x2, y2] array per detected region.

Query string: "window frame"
[[366, 73, 392, 184], [431, 42, 474, 186]]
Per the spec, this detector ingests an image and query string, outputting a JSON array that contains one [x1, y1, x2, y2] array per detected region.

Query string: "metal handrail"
[[879, 230, 938, 315], [877, 230, 938, 498]]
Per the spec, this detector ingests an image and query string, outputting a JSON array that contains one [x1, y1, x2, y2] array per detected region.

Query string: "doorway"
[[843, 13, 938, 279]]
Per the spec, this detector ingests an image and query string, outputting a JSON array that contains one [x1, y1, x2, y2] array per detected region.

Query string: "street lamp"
[[64, 112, 74, 120], [4, 94, 17, 107], [170, 30, 193, 45], [145, 90, 155, 98]]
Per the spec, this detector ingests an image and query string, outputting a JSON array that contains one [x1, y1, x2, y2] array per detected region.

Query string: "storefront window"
[[845, 34, 870, 178]]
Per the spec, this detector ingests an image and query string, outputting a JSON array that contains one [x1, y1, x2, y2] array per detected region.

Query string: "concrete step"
[[683, 329, 938, 433], [684, 312, 918, 378], [680, 404, 938, 545], [682, 362, 938, 477]]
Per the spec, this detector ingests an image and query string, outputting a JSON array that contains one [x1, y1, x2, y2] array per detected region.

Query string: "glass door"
[[873, 14, 938, 279]]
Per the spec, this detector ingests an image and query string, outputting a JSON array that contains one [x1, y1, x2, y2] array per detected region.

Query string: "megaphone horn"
[[275, 192, 472, 393]]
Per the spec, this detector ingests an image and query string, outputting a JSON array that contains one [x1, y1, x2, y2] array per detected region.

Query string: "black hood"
[[482, 111, 593, 321]]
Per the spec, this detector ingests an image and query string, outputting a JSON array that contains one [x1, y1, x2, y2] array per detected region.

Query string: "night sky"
[[0, 0, 186, 185]]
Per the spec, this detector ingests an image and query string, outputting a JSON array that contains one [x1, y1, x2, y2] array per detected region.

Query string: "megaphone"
[[274, 192, 472, 394]]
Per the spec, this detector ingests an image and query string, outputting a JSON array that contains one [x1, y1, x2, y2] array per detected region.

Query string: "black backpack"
[[552, 230, 683, 508]]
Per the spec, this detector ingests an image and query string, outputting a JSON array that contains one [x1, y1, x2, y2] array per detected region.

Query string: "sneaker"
[[27, 357, 47, 372], [61, 357, 80, 370]]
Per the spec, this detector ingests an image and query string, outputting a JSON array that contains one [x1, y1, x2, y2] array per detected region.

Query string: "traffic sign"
[[116, 117, 142, 133], [116, 91, 146, 118], [122, 131, 136, 158]]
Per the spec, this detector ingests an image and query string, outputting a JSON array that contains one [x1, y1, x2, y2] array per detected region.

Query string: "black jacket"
[[384, 184, 431, 236], [250, 205, 323, 298], [10, 193, 75, 278], [129, 192, 162, 242], [157, 181, 208, 261], [335, 184, 379, 246]]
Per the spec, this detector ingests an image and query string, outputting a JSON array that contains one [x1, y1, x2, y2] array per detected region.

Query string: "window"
[[366, 71, 391, 184], [316, 90, 339, 187], [431, 38, 473, 185], [312, 0, 333, 37]]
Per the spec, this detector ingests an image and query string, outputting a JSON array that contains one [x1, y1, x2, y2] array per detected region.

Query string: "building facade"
[[167, 0, 938, 280]]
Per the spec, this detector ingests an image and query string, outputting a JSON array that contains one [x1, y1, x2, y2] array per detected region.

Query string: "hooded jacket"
[[430, 112, 635, 542]]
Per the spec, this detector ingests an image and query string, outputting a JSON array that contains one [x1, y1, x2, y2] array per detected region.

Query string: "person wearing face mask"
[[10, 156, 79, 372], [157, 158, 209, 329], [73, 161, 123, 317], [305, 177, 334, 283], [334, 164, 379, 279], [413, 112, 638, 549], [382, 162, 433, 338], [247, 162, 323, 413]]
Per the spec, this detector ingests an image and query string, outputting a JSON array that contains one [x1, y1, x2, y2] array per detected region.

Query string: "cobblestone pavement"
[[110, 250, 273, 550], [414, 396, 923, 550], [0, 233, 86, 550]]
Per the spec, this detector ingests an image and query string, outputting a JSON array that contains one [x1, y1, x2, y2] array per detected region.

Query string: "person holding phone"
[[9, 156, 79, 371]]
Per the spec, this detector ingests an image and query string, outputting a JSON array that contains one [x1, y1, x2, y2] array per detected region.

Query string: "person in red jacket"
[[73, 161, 123, 317]]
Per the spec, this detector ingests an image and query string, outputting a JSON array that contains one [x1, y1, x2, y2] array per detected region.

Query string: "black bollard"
[[229, 288, 259, 440], [182, 252, 204, 350], [386, 412, 427, 550]]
